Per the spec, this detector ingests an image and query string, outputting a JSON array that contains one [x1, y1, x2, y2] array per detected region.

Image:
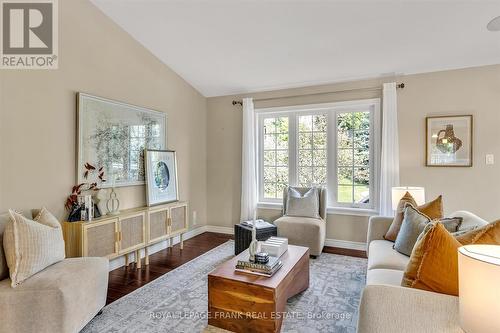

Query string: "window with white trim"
[[257, 99, 380, 211]]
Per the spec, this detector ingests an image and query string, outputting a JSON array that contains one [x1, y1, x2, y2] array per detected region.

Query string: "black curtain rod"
[[231, 83, 405, 106]]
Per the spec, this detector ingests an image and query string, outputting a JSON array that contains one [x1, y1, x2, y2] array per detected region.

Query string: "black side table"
[[234, 222, 278, 255]]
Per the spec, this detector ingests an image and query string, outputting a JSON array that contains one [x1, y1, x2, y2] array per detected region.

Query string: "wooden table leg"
[[145, 247, 149, 265], [125, 253, 129, 267], [180, 233, 184, 250], [136, 249, 141, 269]]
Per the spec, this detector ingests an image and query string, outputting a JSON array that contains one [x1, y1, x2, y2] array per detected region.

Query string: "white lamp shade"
[[458, 245, 500, 333], [391, 187, 425, 210]]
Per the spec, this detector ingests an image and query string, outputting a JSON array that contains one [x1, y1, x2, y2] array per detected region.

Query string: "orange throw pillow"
[[384, 194, 443, 241], [456, 219, 500, 245], [402, 222, 462, 296]]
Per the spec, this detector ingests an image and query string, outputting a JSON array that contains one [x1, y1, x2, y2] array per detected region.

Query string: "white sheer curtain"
[[379, 82, 400, 216], [240, 98, 258, 222]]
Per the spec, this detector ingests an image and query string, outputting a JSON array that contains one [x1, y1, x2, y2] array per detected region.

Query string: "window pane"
[[338, 148, 353, 166], [264, 183, 276, 198], [354, 130, 370, 149], [264, 167, 276, 183], [262, 116, 289, 200], [298, 150, 313, 166], [355, 186, 370, 203], [313, 115, 327, 132], [338, 185, 353, 203], [338, 129, 353, 148], [298, 132, 312, 149], [298, 166, 313, 185], [264, 151, 275, 166], [276, 150, 288, 166], [264, 118, 275, 134], [299, 115, 312, 132], [352, 112, 370, 130], [276, 167, 288, 183], [313, 132, 327, 149], [313, 149, 327, 166], [276, 183, 287, 198], [276, 134, 288, 149], [338, 167, 353, 185], [354, 150, 369, 166], [275, 117, 289, 133], [264, 134, 276, 150], [354, 167, 370, 185], [313, 167, 327, 185]]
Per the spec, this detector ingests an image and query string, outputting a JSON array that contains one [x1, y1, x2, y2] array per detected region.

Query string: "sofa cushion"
[[285, 187, 320, 218], [366, 269, 404, 286], [456, 219, 500, 245], [3, 209, 65, 287], [367, 240, 409, 271], [0, 257, 108, 333], [402, 222, 462, 296], [385, 194, 443, 242], [357, 285, 460, 333], [394, 205, 432, 256], [274, 215, 325, 256]]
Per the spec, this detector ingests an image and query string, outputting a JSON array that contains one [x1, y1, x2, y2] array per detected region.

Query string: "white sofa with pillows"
[[357, 210, 488, 333]]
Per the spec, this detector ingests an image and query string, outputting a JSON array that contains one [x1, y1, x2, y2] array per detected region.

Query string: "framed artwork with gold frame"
[[426, 115, 473, 167]]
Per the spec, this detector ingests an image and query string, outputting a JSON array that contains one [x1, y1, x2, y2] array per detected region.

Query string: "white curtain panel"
[[379, 82, 400, 217], [240, 98, 258, 222]]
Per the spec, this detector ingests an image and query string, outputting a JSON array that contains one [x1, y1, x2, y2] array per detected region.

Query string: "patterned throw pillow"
[[285, 187, 320, 219], [3, 208, 65, 287]]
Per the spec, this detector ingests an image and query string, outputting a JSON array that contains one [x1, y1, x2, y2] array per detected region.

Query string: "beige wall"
[[0, 0, 208, 229], [207, 65, 500, 243]]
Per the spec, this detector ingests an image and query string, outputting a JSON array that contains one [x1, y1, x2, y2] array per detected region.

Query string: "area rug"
[[82, 240, 367, 333]]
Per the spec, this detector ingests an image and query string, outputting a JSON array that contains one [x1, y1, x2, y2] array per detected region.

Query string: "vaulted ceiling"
[[92, 0, 500, 97]]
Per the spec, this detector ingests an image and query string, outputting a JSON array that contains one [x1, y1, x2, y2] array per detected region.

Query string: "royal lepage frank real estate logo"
[[1, 0, 58, 69]]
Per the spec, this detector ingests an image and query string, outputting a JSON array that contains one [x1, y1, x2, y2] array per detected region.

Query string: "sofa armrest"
[[357, 285, 461, 333], [366, 216, 393, 252]]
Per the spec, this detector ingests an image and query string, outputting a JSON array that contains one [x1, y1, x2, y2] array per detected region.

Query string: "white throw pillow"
[[3, 208, 65, 287], [285, 187, 320, 218]]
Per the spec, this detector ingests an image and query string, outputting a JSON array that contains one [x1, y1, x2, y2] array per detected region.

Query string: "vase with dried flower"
[[66, 163, 106, 222]]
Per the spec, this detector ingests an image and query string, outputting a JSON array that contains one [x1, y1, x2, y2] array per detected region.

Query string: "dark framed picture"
[[426, 115, 473, 167], [145, 150, 179, 206]]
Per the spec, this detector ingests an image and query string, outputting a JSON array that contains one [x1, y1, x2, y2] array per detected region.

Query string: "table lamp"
[[458, 245, 500, 333], [391, 187, 425, 210]]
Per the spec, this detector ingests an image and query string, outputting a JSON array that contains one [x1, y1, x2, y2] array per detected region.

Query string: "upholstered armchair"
[[274, 186, 327, 257]]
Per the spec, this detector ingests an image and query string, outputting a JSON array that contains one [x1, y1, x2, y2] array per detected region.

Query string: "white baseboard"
[[324, 238, 366, 251], [108, 224, 365, 270], [205, 225, 234, 234]]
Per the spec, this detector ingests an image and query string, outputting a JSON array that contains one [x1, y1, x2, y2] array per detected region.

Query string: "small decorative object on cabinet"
[[62, 201, 189, 268], [107, 187, 120, 215], [145, 149, 179, 206], [234, 220, 277, 255], [426, 115, 473, 167]]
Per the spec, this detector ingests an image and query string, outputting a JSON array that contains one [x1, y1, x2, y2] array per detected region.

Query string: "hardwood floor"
[[106, 232, 366, 304]]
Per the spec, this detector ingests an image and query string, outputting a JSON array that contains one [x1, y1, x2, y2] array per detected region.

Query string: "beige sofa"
[[357, 211, 488, 333], [0, 212, 109, 333]]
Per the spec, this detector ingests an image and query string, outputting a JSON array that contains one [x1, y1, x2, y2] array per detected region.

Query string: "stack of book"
[[235, 256, 283, 277], [261, 237, 288, 258]]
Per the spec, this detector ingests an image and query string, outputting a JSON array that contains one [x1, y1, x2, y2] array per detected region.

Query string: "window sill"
[[256, 202, 378, 217]]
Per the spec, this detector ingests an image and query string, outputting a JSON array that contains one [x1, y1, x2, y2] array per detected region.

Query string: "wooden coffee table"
[[208, 245, 309, 333]]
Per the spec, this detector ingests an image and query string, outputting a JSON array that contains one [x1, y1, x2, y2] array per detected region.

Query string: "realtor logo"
[[1, 0, 58, 69]]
